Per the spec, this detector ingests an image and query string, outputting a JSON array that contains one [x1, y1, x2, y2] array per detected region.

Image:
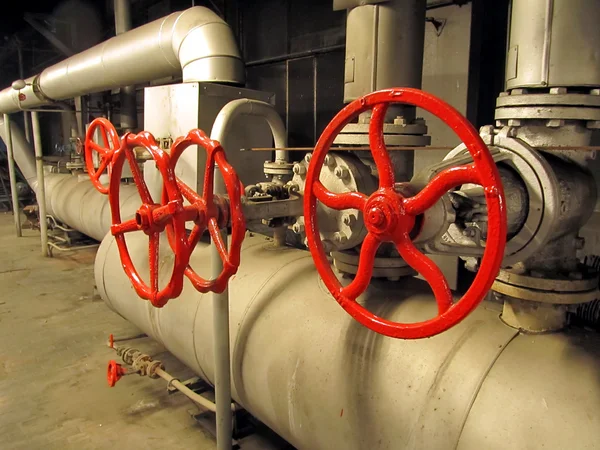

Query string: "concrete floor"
[[0, 213, 217, 449]]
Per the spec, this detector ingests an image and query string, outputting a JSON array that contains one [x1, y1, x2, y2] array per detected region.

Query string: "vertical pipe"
[[3, 114, 22, 237], [212, 168, 232, 450], [31, 112, 49, 257], [16, 46, 31, 143], [114, 0, 138, 132]]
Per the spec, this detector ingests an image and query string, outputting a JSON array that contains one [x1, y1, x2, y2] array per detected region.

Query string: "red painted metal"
[[85, 118, 120, 194], [107, 360, 126, 387], [166, 129, 246, 294], [108, 131, 190, 307], [304, 88, 507, 339]]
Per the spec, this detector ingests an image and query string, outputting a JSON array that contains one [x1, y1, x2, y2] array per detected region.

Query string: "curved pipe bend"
[[210, 99, 288, 163]]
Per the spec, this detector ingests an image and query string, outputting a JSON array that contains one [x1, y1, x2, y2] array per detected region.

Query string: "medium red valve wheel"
[[85, 118, 120, 194], [109, 131, 190, 307], [166, 129, 245, 294], [107, 360, 126, 387], [304, 88, 507, 339]]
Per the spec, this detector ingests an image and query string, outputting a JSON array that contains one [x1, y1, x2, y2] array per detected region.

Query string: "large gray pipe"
[[0, 117, 138, 241], [0, 6, 244, 114], [96, 232, 600, 450]]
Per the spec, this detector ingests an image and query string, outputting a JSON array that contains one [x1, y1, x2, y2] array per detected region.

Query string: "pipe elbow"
[[170, 7, 245, 84]]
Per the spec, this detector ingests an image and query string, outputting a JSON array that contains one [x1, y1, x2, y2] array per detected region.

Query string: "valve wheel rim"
[[108, 131, 189, 307], [166, 129, 245, 294], [107, 360, 122, 387], [304, 88, 507, 339], [84, 118, 120, 195]]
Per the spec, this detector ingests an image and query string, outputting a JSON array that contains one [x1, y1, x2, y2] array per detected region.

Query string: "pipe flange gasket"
[[495, 106, 600, 122], [496, 268, 599, 293], [496, 93, 600, 108], [492, 279, 599, 305]]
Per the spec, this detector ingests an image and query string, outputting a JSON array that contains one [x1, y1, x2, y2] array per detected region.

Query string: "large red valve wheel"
[[304, 88, 507, 339], [108, 131, 190, 307], [166, 129, 245, 294], [85, 118, 120, 194]]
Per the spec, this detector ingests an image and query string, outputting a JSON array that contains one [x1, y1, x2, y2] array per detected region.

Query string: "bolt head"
[[324, 154, 335, 167], [334, 166, 349, 179], [304, 153, 312, 163], [293, 163, 306, 175]]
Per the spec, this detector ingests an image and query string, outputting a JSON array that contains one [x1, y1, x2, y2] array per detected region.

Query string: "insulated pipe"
[[3, 114, 22, 236], [0, 117, 139, 242], [0, 6, 244, 114], [31, 112, 48, 256], [114, 0, 138, 132], [96, 233, 600, 450], [210, 99, 288, 163]]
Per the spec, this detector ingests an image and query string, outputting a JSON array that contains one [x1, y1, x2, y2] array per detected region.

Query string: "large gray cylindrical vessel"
[[95, 232, 600, 450]]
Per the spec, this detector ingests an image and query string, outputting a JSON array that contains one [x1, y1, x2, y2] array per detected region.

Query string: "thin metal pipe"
[[31, 111, 48, 257], [114, 0, 138, 132], [245, 44, 345, 67], [212, 167, 232, 450], [541, 0, 554, 86], [3, 114, 22, 236], [155, 367, 237, 413]]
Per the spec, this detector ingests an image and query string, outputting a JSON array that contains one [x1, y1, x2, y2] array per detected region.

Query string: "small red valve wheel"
[[85, 118, 120, 194], [107, 360, 127, 387], [108, 131, 190, 307], [166, 129, 245, 294], [304, 88, 507, 339]]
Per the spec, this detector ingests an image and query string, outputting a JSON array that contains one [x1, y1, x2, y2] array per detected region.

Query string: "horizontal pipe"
[[95, 232, 600, 450], [0, 6, 244, 114]]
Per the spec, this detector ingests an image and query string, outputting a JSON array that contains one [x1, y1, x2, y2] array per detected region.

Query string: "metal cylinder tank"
[[95, 232, 600, 450], [342, 0, 426, 103], [506, 0, 600, 89]]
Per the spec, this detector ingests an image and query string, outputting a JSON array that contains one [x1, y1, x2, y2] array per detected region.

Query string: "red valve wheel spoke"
[[109, 131, 189, 307], [304, 88, 507, 339], [166, 129, 246, 294], [404, 164, 480, 216], [85, 118, 120, 194], [395, 237, 452, 314], [314, 182, 368, 210], [369, 103, 395, 188], [340, 233, 381, 299]]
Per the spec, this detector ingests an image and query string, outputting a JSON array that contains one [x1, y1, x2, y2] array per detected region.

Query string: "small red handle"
[[107, 360, 127, 387], [166, 129, 246, 294], [108, 131, 190, 307], [85, 118, 120, 195], [304, 88, 507, 339]]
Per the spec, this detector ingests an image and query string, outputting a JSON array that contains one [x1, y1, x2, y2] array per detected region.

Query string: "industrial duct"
[[0, 6, 244, 114]]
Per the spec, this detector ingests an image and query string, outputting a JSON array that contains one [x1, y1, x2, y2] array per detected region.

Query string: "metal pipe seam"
[[95, 232, 600, 449], [210, 99, 288, 163], [0, 6, 244, 114]]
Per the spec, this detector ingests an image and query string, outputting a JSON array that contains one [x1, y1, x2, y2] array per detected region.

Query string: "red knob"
[[85, 118, 121, 195], [304, 88, 507, 339], [165, 129, 246, 294], [108, 131, 190, 307], [107, 360, 127, 387]]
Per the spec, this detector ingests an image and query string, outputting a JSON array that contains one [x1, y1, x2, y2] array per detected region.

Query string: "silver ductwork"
[[0, 6, 244, 114], [95, 232, 600, 450]]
